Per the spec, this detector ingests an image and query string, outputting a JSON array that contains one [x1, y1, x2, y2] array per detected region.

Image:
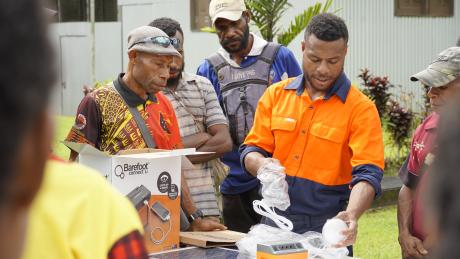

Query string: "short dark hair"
[[0, 0, 55, 200], [148, 17, 183, 38], [430, 93, 460, 258], [305, 13, 348, 42]]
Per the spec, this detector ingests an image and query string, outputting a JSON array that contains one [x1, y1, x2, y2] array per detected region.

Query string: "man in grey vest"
[[197, 0, 302, 233]]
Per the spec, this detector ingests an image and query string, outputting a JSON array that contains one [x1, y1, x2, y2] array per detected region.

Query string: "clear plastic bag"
[[236, 224, 304, 258], [299, 231, 349, 259], [236, 224, 351, 259], [256, 160, 290, 210], [253, 160, 293, 230]]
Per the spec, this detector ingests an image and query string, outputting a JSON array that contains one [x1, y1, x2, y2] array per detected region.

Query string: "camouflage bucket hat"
[[411, 47, 460, 88]]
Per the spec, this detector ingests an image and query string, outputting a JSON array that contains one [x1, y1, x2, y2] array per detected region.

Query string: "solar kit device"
[[256, 241, 308, 259], [126, 185, 151, 210]]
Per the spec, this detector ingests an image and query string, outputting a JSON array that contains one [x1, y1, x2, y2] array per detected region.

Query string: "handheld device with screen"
[[150, 201, 170, 222], [126, 185, 151, 210]]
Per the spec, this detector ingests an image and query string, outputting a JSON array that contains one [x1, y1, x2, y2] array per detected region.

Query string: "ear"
[[243, 10, 251, 23], [9, 111, 52, 208], [301, 40, 306, 52], [128, 50, 138, 62]]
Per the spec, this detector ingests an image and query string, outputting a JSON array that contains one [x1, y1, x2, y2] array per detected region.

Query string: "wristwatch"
[[187, 209, 203, 223]]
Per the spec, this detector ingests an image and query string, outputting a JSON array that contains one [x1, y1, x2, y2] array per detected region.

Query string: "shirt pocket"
[[305, 123, 346, 170], [271, 117, 297, 131], [271, 117, 297, 159], [310, 123, 345, 144]]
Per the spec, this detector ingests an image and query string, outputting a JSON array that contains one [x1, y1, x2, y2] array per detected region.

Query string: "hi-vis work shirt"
[[240, 74, 384, 216]]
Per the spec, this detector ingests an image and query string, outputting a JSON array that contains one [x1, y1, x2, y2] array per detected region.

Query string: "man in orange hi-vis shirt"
[[240, 13, 384, 256]]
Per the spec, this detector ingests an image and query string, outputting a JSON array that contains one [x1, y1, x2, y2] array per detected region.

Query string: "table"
[[149, 247, 242, 259]]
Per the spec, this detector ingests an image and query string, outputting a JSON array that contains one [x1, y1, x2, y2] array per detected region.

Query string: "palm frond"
[[200, 26, 216, 33], [246, 0, 291, 41], [277, 0, 334, 46]]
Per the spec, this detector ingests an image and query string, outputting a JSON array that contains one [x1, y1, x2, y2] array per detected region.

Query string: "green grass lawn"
[[53, 116, 75, 159], [52, 116, 400, 258], [354, 206, 399, 258]]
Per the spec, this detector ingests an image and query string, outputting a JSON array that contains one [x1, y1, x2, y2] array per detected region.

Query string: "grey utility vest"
[[207, 42, 281, 146]]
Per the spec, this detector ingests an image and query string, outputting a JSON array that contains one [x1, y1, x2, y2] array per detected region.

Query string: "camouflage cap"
[[411, 47, 460, 88]]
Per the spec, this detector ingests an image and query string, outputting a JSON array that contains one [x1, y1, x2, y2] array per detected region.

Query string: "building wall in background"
[[51, 0, 459, 115], [286, 0, 459, 111]]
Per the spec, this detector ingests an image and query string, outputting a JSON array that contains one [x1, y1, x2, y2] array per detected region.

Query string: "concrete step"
[[372, 176, 402, 208]]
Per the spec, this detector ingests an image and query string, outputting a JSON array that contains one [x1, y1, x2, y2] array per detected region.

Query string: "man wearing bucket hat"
[[398, 46, 460, 259], [197, 0, 302, 233], [66, 25, 226, 232]]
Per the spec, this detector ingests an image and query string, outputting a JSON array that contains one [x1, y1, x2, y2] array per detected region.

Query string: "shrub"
[[386, 99, 414, 159], [358, 68, 393, 118]]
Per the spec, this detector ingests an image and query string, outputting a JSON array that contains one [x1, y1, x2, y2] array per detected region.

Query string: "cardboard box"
[[179, 230, 246, 248], [64, 142, 198, 253]]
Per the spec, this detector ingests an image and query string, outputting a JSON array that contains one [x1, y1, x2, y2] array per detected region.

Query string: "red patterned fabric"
[[108, 230, 148, 259]]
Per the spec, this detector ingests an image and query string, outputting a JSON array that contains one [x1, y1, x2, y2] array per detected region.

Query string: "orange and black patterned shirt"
[[66, 73, 183, 154]]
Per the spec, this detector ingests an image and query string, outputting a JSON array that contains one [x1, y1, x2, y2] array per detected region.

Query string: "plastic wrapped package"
[[236, 224, 351, 259], [236, 224, 304, 258], [299, 231, 349, 259], [256, 160, 290, 210], [252, 160, 293, 230]]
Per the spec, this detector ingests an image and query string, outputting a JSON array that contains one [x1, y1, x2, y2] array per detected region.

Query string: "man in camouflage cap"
[[411, 46, 460, 91], [398, 46, 460, 259]]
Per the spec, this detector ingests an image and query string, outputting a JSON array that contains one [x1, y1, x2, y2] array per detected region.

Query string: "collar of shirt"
[[424, 112, 439, 130], [114, 73, 157, 107], [217, 33, 268, 67], [165, 72, 197, 93], [284, 73, 351, 103]]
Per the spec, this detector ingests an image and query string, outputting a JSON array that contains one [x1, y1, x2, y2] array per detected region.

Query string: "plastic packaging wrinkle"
[[252, 160, 293, 231], [236, 224, 350, 259], [256, 160, 290, 210]]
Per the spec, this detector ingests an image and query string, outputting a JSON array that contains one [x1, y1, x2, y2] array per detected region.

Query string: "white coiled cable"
[[144, 200, 172, 245], [253, 199, 293, 231]]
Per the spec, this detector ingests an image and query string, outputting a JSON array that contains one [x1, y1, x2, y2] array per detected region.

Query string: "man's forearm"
[[180, 157, 197, 215], [398, 185, 414, 235], [182, 133, 211, 149], [346, 181, 375, 220], [187, 125, 232, 164], [243, 152, 267, 177]]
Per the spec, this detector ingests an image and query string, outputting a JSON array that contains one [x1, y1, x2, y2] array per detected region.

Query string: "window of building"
[[50, 0, 118, 22], [95, 0, 117, 22], [395, 0, 453, 17], [190, 0, 212, 31]]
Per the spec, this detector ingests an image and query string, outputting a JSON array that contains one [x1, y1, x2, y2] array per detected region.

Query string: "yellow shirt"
[[21, 160, 143, 259]]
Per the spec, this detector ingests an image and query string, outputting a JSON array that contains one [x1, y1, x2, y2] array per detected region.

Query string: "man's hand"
[[189, 217, 227, 231], [333, 211, 358, 247], [82, 84, 95, 96], [399, 232, 428, 258], [244, 151, 280, 177]]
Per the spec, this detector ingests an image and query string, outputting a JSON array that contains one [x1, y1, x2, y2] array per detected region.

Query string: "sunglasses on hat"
[[129, 36, 180, 50]]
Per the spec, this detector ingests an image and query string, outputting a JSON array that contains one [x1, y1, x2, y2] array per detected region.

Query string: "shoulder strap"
[[206, 53, 228, 79], [167, 87, 206, 133], [258, 42, 281, 65], [112, 80, 156, 148]]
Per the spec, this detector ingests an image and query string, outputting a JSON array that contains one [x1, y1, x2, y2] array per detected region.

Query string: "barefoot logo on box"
[[114, 165, 125, 179], [114, 162, 150, 179]]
